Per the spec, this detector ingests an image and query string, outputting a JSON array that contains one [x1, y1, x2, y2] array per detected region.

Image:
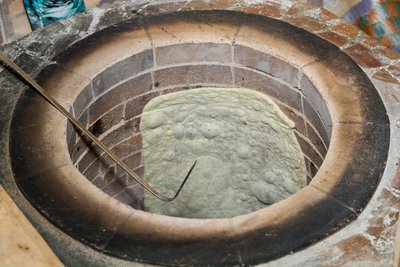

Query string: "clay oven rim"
[[8, 3, 390, 265]]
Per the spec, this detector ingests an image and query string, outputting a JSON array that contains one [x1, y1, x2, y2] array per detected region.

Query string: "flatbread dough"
[[141, 88, 306, 219]]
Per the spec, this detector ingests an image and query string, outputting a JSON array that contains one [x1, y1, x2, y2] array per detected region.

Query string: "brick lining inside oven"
[[67, 43, 332, 210]]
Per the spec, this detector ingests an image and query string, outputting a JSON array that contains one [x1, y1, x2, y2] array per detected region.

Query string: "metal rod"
[[0, 50, 196, 202]]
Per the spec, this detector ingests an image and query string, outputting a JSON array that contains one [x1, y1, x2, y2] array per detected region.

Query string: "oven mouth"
[[9, 9, 389, 266]]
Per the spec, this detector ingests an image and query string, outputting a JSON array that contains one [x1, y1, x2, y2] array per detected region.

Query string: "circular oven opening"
[[9, 9, 389, 266]]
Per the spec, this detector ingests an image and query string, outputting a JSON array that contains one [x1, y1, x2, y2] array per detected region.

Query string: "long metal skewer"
[[0, 51, 196, 202]]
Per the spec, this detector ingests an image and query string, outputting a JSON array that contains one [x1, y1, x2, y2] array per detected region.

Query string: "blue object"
[[24, 0, 86, 30]]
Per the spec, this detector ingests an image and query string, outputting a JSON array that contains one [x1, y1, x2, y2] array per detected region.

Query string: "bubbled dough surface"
[[141, 88, 306, 219]]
